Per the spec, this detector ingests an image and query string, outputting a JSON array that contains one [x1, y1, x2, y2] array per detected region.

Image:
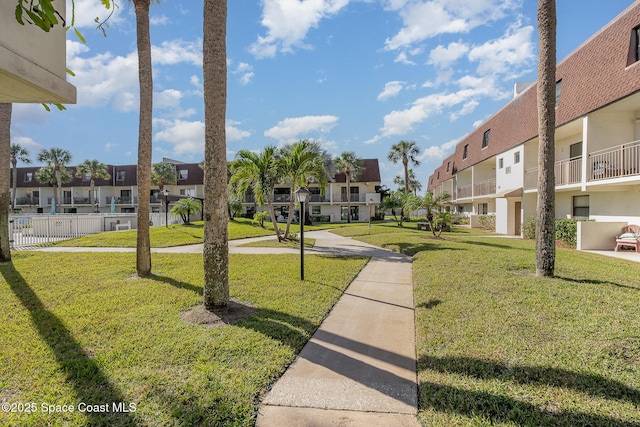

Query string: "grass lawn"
[[0, 252, 368, 426], [238, 238, 316, 249], [53, 218, 361, 248], [342, 224, 640, 426]]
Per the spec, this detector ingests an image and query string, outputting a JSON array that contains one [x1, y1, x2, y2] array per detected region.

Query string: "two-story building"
[[11, 158, 382, 222], [428, 2, 640, 236]]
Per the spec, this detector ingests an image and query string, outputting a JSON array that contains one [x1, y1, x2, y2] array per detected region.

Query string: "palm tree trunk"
[[284, 188, 295, 238], [89, 179, 95, 208], [403, 157, 409, 193], [266, 201, 282, 241], [55, 170, 62, 211], [202, 0, 229, 309], [536, 0, 556, 277], [0, 103, 11, 261], [134, 0, 153, 277]]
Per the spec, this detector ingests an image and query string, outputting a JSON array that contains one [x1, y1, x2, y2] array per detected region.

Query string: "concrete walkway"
[[26, 231, 421, 425]]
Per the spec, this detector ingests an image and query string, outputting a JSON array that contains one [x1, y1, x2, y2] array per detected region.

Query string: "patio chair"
[[614, 224, 640, 252]]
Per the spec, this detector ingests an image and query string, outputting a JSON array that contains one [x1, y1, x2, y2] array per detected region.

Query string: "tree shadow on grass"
[[457, 239, 528, 250], [420, 355, 640, 408], [150, 274, 203, 295], [417, 299, 442, 309], [556, 275, 640, 292], [393, 242, 465, 257], [0, 262, 136, 426], [420, 381, 640, 426]]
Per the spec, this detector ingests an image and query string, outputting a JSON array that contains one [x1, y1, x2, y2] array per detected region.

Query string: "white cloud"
[[394, 52, 415, 65], [428, 41, 469, 68], [377, 81, 405, 101], [231, 61, 255, 85], [155, 89, 183, 109], [468, 22, 534, 76], [265, 115, 339, 144], [10, 136, 44, 156], [154, 119, 205, 156], [152, 40, 202, 66], [384, 0, 519, 50], [150, 15, 169, 25], [420, 138, 459, 160], [250, 0, 350, 58], [65, 0, 125, 29], [226, 120, 252, 142], [104, 142, 118, 152]]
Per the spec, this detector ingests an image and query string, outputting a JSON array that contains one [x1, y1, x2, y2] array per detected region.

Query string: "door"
[[514, 202, 522, 235]]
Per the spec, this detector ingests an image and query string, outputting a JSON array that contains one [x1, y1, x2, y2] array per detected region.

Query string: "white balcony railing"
[[457, 184, 472, 199], [474, 178, 496, 196], [588, 140, 640, 181], [525, 156, 583, 190]]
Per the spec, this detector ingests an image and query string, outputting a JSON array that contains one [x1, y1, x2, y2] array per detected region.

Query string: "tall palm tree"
[[202, 0, 229, 309], [388, 140, 421, 194], [37, 147, 72, 211], [10, 143, 31, 212], [36, 165, 73, 210], [230, 147, 282, 242], [0, 104, 11, 261], [536, 0, 556, 277], [76, 159, 110, 209], [128, 0, 157, 277], [334, 151, 362, 223], [151, 162, 177, 213], [281, 140, 328, 238]]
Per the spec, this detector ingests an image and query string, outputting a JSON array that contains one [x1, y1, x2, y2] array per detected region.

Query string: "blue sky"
[[10, 0, 635, 191]]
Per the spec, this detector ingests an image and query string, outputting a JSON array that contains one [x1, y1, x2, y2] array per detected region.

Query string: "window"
[[312, 205, 321, 215], [478, 203, 488, 215], [506, 166, 512, 174], [116, 171, 125, 181], [514, 151, 520, 164], [446, 162, 450, 172], [437, 171, 440, 179], [463, 144, 469, 159], [627, 25, 640, 65], [24, 172, 32, 182], [573, 195, 589, 217], [555, 80, 562, 108], [178, 169, 188, 180], [482, 129, 490, 148], [570, 142, 582, 159], [499, 158, 504, 169], [341, 206, 359, 221]]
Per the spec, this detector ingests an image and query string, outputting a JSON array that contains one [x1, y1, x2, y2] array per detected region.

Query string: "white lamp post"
[[295, 187, 310, 280], [163, 189, 170, 228]]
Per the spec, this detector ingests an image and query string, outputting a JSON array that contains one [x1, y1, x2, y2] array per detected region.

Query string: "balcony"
[[15, 197, 39, 206], [474, 178, 496, 197], [588, 141, 640, 181], [273, 194, 291, 203], [525, 156, 583, 190], [456, 185, 472, 199], [105, 196, 137, 205], [309, 194, 326, 202]]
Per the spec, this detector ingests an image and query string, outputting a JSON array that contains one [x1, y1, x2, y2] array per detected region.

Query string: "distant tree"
[[380, 192, 404, 226], [0, 104, 11, 261], [388, 141, 421, 194], [230, 147, 283, 241], [171, 198, 202, 224], [36, 165, 73, 208], [422, 192, 451, 237], [10, 143, 31, 212], [334, 152, 362, 223], [151, 162, 177, 214], [76, 159, 110, 209], [253, 211, 270, 228], [37, 147, 72, 211], [536, 0, 557, 277], [280, 140, 328, 238]]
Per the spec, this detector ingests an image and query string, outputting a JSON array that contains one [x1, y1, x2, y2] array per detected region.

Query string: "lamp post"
[[368, 198, 374, 228], [163, 189, 170, 228], [295, 187, 310, 281]]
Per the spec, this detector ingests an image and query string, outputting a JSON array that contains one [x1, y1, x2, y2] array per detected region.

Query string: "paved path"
[[26, 231, 420, 425]]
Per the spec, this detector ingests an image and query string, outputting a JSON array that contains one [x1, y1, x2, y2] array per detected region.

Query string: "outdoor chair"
[[614, 224, 640, 252]]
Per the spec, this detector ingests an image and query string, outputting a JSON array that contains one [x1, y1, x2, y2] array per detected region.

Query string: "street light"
[[368, 198, 374, 228], [163, 189, 170, 228], [295, 187, 310, 281]]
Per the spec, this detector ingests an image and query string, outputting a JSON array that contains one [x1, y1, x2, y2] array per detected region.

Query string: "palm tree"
[[380, 191, 404, 226], [394, 169, 422, 195], [536, 0, 557, 277], [280, 140, 328, 238], [76, 159, 110, 209], [36, 165, 73, 207], [127, 0, 158, 277], [10, 144, 31, 213], [171, 198, 202, 224], [334, 151, 362, 223], [230, 147, 282, 242], [37, 147, 72, 211], [388, 140, 421, 194], [203, 0, 229, 309], [422, 192, 451, 237], [151, 162, 177, 213], [0, 104, 11, 261]]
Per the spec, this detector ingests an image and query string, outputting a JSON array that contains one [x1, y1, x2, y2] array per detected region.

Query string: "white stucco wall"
[[496, 145, 524, 194]]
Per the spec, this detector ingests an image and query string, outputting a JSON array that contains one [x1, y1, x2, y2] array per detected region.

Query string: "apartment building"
[[427, 2, 640, 237], [10, 158, 382, 222]]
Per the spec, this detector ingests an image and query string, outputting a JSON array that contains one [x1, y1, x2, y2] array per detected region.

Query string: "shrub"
[[522, 217, 584, 248], [309, 215, 331, 223], [450, 214, 469, 225], [477, 214, 496, 231], [522, 217, 536, 240]]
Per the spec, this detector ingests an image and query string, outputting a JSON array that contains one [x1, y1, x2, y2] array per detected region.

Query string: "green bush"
[[477, 214, 496, 231], [450, 214, 469, 225], [309, 215, 331, 223], [522, 217, 584, 248]]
